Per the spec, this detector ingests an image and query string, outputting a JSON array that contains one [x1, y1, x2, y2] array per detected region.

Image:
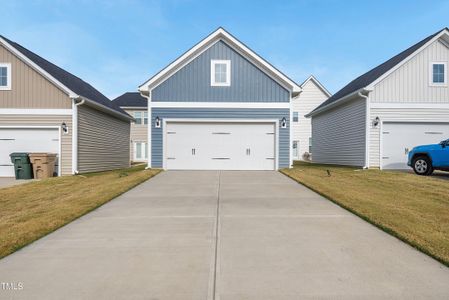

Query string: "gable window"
[[134, 111, 142, 124], [211, 60, 231, 86], [293, 112, 299, 122], [430, 62, 447, 86], [0, 63, 11, 90]]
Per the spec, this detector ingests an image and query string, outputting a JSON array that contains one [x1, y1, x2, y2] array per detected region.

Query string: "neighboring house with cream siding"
[[0, 35, 132, 177], [113, 92, 148, 162], [291, 75, 331, 160], [307, 27, 449, 170]]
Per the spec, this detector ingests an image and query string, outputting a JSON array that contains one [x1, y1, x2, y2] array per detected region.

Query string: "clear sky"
[[1, 0, 448, 99]]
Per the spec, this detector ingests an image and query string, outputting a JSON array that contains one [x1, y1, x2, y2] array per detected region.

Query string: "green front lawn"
[[281, 162, 449, 266], [0, 165, 161, 259]]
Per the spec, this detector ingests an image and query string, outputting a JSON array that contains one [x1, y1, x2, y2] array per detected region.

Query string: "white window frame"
[[143, 111, 148, 125], [293, 112, 299, 122], [134, 111, 143, 125], [292, 140, 299, 159], [429, 62, 447, 86], [211, 60, 231, 87], [0, 63, 12, 90], [134, 141, 148, 161]]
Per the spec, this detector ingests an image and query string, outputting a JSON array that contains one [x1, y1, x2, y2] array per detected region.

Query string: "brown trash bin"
[[28, 153, 58, 179]]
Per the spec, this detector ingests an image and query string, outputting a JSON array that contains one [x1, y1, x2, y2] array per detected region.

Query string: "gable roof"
[[308, 27, 449, 116], [300, 75, 332, 97], [113, 92, 147, 107], [0, 35, 130, 119], [139, 27, 302, 96]]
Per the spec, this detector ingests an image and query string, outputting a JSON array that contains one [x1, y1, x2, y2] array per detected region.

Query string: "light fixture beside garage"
[[372, 116, 380, 128], [61, 122, 69, 134], [281, 117, 287, 129], [155, 116, 161, 128]]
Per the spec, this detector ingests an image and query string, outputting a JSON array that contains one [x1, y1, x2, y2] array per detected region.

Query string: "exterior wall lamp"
[[281, 117, 287, 128], [155, 116, 161, 128], [61, 122, 69, 134]]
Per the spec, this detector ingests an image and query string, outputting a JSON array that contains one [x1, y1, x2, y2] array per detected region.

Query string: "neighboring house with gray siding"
[[113, 92, 148, 163], [307, 27, 449, 169], [0, 35, 132, 177], [139, 27, 301, 170]]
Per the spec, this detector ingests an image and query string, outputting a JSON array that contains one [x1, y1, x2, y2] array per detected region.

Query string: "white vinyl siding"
[[369, 107, 449, 167], [371, 39, 449, 103], [291, 79, 329, 159], [311, 97, 366, 166]]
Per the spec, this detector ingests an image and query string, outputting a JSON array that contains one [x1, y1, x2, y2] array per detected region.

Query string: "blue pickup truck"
[[407, 139, 449, 175]]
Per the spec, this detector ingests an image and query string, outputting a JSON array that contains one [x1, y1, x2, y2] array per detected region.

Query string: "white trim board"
[[370, 103, 449, 109], [0, 109, 73, 115], [150, 102, 290, 109], [300, 75, 332, 97], [161, 118, 280, 171]]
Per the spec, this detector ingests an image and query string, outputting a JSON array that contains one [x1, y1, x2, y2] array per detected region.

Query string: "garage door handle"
[[0, 138, 15, 141], [0, 164, 13, 166], [266, 158, 274, 160], [167, 157, 176, 160], [246, 148, 251, 155], [382, 157, 389, 159], [192, 148, 196, 155], [212, 158, 230, 160]]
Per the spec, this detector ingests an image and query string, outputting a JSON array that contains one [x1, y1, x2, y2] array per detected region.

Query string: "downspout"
[[358, 91, 370, 169], [72, 98, 85, 174]]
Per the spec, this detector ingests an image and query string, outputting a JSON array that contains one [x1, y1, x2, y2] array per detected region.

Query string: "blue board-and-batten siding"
[[152, 41, 290, 103], [151, 108, 290, 169]]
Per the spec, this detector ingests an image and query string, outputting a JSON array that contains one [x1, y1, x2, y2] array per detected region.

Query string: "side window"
[[430, 63, 447, 86], [0, 63, 11, 90], [293, 112, 299, 122], [143, 111, 148, 125], [134, 111, 142, 125], [135, 142, 142, 159]]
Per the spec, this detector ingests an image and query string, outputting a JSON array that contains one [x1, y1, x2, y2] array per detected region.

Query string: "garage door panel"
[[0, 128, 59, 177], [165, 122, 276, 170], [382, 123, 449, 169]]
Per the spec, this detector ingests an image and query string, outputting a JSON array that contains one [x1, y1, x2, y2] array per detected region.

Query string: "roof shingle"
[[113, 92, 147, 107]]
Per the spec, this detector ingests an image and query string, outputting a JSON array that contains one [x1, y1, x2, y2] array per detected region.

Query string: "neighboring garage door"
[[165, 122, 276, 170], [0, 128, 59, 177], [382, 122, 449, 169]]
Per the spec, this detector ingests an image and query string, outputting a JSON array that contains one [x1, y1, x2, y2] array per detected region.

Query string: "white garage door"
[[165, 122, 276, 170], [382, 122, 449, 169], [0, 128, 59, 177]]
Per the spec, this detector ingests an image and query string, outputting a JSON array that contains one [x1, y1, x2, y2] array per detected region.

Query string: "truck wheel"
[[412, 156, 433, 176]]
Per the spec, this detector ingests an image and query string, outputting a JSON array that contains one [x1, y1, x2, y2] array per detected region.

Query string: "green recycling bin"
[[9, 153, 33, 180]]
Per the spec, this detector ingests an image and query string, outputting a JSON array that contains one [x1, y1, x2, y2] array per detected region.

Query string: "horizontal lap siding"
[[311, 98, 366, 166], [369, 107, 449, 167], [151, 108, 290, 168], [0, 114, 72, 175], [77, 105, 130, 173], [152, 41, 289, 102]]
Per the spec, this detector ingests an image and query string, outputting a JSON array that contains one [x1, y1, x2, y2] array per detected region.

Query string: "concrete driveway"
[[1, 171, 449, 299]]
